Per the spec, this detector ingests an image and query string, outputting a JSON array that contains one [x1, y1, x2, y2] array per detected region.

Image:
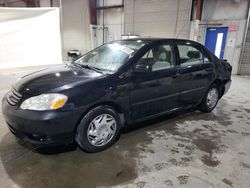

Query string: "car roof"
[[117, 38, 197, 43], [111, 38, 202, 47]]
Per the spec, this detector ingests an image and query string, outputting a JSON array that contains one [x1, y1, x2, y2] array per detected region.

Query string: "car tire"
[[75, 106, 121, 153], [200, 84, 220, 113]]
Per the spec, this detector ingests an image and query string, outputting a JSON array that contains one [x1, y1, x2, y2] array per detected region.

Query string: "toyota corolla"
[[2, 38, 232, 152]]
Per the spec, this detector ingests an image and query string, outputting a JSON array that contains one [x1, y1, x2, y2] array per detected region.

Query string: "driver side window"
[[137, 44, 175, 71]]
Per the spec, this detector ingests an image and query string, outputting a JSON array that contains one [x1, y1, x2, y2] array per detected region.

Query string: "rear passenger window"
[[137, 44, 175, 71], [177, 45, 204, 67]]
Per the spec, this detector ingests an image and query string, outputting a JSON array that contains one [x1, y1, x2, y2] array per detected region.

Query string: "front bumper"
[[224, 79, 231, 95], [2, 95, 83, 146]]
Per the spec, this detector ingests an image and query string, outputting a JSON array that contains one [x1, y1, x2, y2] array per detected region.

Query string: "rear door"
[[130, 42, 180, 120], [175, 42, 213, 107]]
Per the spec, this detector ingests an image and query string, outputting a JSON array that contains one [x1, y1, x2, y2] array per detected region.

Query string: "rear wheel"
[[200, 84, 219, 113], [75, 106, 121, 152]]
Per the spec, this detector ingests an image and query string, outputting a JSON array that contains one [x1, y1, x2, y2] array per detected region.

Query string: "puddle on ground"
[[192, 138, 217, 156], [192, 137, 221, 167], [1, 98, 247, 187], [0, 130, 154, 188]]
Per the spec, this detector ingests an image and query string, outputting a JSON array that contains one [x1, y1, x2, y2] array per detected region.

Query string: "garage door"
[[124, 0, 192, 39], [239, 22, 250, 75]]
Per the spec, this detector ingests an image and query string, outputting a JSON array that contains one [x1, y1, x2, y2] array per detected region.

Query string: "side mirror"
[[67, 50, 81, 61], [133, 64, 152, 73]]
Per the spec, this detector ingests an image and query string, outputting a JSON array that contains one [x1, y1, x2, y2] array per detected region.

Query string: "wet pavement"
[[0, 67, 250, 188]]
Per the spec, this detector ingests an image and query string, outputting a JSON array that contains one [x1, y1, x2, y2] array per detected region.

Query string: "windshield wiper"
[[71, 62, 84, 69], [72, 62, 104, 74], [71, 62, 113, 74], [83, 65, 106, 74]]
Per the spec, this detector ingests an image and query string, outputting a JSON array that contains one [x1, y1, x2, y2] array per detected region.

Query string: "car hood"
[[12, 64, 105, 95]]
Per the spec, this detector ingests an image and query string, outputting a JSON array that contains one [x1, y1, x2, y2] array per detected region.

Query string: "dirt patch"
[[238, 152, 247, 155], [241, 132, 250, 136], [232, 109, 240, 112], [201, 155, 220, 167], [240, 162, 250, 169], [154, 163, 168, 170], [244, 108, 250, 113], [171, 147, 179, 154], [214, 144, 228, 154], [140, 165, 151, 173], [177, 143, 185, 147], [135, 181, 146, 188], [164, 180, 173, 186], [168, 158, 188, 167], [222, 178, 233, 187], [177, 175, 189, 185], [192, 128, 203, 134], [227, 129, 238, 134]]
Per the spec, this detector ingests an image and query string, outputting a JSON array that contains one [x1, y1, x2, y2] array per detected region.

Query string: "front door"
[[205, 27, 228, 59], [130, 43, 179, 120]]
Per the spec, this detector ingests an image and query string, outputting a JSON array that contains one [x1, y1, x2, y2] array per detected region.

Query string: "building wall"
[[40, 0, 92, 60], [202, 0, 249, 21], [60, 0, 91, 59], [97, 0, 124, 43], [0, 0, 26, 7], [199, 0, 249, 74], [0, 8, 62, 69], [124, 0, 192, 39], [239, 8, 250, 75]]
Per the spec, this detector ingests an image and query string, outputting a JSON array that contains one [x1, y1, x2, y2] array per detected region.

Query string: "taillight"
[[221, 60, 232, 73]]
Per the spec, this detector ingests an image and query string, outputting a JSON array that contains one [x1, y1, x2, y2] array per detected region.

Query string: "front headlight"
[[20, 93, 68, 111]]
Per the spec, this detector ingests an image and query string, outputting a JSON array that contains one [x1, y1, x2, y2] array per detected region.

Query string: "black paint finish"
[[2, 38, 232, 145]]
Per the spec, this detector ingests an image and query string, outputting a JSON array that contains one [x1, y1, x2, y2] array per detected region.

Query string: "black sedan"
[[2, 38, 232, 152]]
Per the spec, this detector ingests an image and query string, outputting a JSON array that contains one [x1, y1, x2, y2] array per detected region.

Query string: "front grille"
[[6, 89, 22, 106]]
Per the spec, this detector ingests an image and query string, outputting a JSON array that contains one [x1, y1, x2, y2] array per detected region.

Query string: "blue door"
[[205, 27, 228, 59]]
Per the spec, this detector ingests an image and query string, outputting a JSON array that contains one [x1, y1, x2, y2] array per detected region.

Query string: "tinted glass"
[[137, 44, 175, 71], [177, 45, 204, 67]]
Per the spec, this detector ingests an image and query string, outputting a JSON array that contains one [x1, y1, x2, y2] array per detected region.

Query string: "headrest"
[[155, 50, 171, 61], [187, 51, 200, 59]]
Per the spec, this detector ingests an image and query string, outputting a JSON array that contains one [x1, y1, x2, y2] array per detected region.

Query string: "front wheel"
[[75, 106, 121, 152], [200, 85, 219, 113]]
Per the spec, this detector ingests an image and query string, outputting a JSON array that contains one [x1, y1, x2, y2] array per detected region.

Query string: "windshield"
[[74, 41, 146, 72]]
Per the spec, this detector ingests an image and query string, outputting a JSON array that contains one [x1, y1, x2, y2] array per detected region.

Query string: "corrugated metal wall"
[[124, 0, 192, 39], [240, 23, 250, 75], [97, 0, 124, 43], [61, 0, 91, 59]]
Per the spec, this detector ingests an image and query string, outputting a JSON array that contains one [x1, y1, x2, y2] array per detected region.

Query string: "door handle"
[[172, 73, 180, 78], [205, 67, 212, 71]]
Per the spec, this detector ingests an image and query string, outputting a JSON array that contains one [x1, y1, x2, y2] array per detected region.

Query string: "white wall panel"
[[0, 8, 62, 69]]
